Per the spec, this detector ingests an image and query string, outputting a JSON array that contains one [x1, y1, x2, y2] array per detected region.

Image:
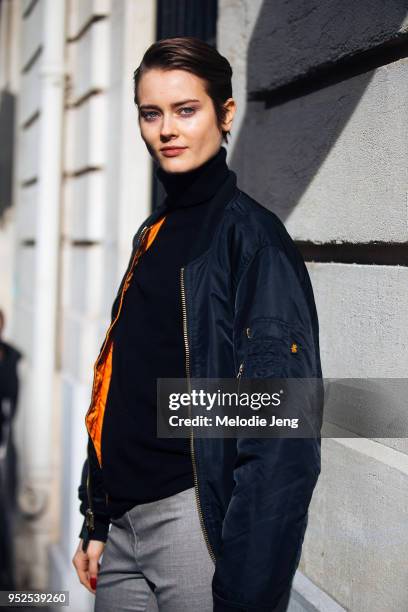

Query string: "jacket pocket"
[[243, 316, 312, 378]]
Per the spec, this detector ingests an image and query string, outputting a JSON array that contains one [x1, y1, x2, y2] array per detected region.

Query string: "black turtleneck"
[[156, 145, 233, 209], [99, 146, 237, 523]]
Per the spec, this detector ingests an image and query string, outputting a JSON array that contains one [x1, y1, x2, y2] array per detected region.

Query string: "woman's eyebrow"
[[139, 98, 200, 110]]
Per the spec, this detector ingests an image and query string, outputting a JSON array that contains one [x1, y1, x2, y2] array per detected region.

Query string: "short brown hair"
[[133, 37, 233, 144]]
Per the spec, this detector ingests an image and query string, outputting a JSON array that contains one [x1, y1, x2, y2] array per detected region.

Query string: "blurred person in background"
[[72, 37, 322, 612], [0, 308, 23, 588]]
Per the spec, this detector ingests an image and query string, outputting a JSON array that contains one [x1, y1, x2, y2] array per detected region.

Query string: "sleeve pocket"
[[243, 317, 313, 378]]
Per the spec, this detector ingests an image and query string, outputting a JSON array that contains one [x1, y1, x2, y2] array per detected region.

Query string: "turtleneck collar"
[[155, 146, 232, 210]]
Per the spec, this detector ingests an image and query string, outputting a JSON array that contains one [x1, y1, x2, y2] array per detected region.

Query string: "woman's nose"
[[160, 113, 178, 139]]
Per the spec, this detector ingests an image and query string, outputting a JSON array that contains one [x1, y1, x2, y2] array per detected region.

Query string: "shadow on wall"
[[229, 0, 408, 224], [0, 90, 15, 222]]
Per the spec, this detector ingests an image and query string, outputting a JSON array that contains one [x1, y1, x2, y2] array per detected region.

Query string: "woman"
[[72, 37, 322, 612]]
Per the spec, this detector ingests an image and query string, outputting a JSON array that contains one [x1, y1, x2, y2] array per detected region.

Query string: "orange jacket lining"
[[85, 215, 167, 467]]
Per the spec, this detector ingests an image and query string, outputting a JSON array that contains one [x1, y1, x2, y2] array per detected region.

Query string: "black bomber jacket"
[[78, 184, 323, 612]]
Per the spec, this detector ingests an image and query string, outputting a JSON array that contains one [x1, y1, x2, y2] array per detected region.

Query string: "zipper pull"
[[85, 508, 95, 532], [237, 362, 244, 396]]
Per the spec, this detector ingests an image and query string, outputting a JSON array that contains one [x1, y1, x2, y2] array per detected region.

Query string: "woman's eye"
[[140, 110, 159, 121], [179, 107, 195, 116]]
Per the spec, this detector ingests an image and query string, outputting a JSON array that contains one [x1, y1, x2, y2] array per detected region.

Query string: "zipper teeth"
[[85, 468, 94, 530], [180, 267, 216, 564], [84, 225, 150, 529], [180, 267, 191, 381]]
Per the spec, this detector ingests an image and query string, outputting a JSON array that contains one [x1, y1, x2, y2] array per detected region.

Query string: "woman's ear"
[[221, 98, 236, 133]]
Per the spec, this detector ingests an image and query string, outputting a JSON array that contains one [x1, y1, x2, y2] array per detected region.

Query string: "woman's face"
[[137, 68, 235, 173]]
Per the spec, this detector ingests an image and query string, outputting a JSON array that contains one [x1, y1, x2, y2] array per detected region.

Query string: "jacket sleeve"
[[212, 244, 323, 612], [78, 437, 111, 542]]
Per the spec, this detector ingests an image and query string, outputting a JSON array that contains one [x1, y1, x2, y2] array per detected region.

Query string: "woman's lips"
[[161, 147, 187, 157]]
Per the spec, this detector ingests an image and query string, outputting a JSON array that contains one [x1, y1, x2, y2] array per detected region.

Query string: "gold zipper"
[[180, 266, 216, 564], [85, 468, 94, 530], [84, 224, 150, 532]]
